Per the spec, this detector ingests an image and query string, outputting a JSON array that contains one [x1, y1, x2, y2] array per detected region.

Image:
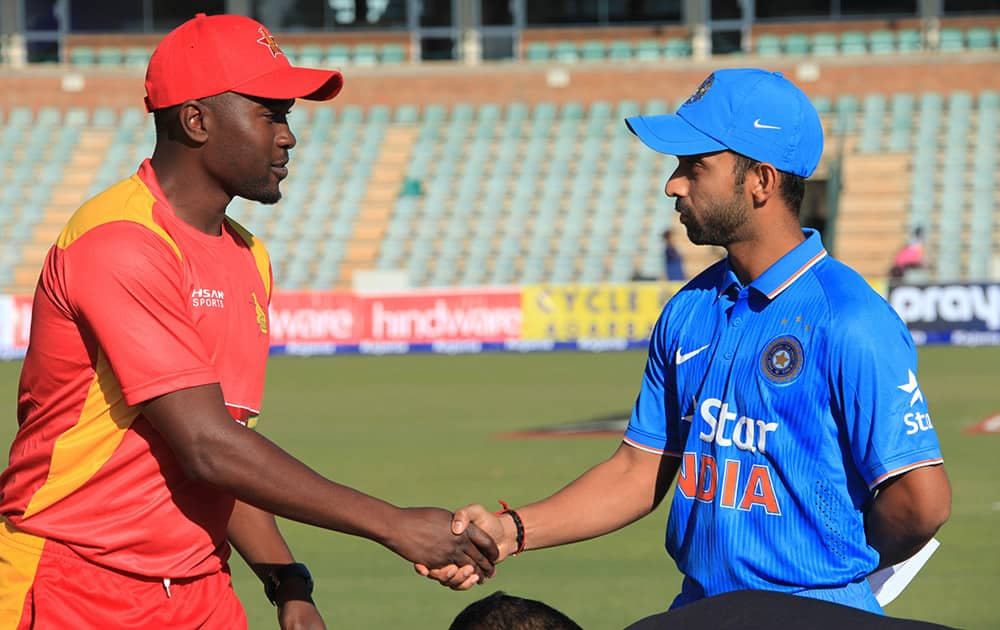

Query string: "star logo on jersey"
[[897, 369, 924, 407], [257, 26, 284, 58], [251, 292, 268, 334]]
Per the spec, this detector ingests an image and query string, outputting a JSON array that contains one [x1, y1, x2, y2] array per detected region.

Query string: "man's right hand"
[[387, 507, 498, 582], [414, 503, 514, 590]]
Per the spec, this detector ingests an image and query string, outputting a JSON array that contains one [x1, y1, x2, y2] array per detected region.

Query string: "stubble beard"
[[679, 189, 750, 247], [239, 174, 282, 205]]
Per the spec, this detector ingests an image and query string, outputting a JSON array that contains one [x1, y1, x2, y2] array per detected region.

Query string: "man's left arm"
[[229, 500, 326, 630], [831, 297, 952, 573], [865, 464, 951, 571]]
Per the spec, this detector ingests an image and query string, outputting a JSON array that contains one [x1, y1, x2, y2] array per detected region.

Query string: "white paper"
[[867, 537, 940, 606]]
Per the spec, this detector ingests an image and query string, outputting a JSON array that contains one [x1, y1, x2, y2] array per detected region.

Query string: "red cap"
[[144, 13, 343, 112]]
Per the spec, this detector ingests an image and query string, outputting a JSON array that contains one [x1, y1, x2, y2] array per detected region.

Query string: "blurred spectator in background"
[[450, 591, 583, 630], [662, 229, 686, 281], [890, 226, 926, 281]]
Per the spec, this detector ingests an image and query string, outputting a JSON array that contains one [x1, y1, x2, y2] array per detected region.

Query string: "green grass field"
[[1, 347, 997, 628]]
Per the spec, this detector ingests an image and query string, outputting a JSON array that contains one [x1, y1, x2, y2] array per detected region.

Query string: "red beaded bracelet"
[[494, 500, 526, 556]]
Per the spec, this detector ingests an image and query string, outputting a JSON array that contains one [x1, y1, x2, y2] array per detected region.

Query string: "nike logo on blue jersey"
[[676, 344, 710, 365]]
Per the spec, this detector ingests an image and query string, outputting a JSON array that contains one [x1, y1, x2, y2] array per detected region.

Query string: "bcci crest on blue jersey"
[[761, 335, 804, 384]]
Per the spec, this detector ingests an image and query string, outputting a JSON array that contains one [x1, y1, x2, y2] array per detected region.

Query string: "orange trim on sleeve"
[[869, 458, 945, 490]]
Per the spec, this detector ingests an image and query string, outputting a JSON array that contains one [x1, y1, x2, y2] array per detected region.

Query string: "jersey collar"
[[717, 228, 828, 301]]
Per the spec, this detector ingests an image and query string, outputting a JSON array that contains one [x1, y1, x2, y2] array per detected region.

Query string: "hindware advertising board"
[[2, 282, 999, 358]]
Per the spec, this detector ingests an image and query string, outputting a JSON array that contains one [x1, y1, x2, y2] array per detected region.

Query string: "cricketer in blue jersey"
[[421, 68, 950, 625]]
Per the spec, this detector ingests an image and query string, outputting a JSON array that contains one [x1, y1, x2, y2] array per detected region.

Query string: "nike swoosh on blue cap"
[[625, 68, 824, 178]]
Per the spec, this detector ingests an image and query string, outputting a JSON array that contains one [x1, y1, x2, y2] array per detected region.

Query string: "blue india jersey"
[[624, 229, 944, 609]]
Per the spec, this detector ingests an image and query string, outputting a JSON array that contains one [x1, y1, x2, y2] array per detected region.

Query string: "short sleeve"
[[830, 302, 943, 489], [60, 222, 219, 406], [624, 310, 681, 455]]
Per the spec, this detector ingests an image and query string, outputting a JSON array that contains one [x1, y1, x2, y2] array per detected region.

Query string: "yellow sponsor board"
[[522, 282, 679, 341]]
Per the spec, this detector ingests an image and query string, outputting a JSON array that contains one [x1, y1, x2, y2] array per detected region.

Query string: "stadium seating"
[[58, 24, 1000, 73], [64, 41, 405, 68], [896, 28, 923, 53], [3, 76, 1000, 293], [754, 34, 782, 56], [744, 24, 1000, 58]]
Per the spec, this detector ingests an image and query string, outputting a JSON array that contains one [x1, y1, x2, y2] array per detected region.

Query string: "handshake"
[[396, 503, 515, 591]]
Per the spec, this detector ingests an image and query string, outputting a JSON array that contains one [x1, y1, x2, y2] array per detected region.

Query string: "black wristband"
[[496, 500, 526, 555], [264, 562, 313, 606]]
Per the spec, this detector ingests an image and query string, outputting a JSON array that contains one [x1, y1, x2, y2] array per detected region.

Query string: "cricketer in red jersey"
[[0, 13, 496, 630]]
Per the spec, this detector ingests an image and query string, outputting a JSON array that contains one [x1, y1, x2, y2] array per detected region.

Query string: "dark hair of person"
[[449, 591, 583, 630], [152, 104, 182, 140], [732, 152, 806, 216]]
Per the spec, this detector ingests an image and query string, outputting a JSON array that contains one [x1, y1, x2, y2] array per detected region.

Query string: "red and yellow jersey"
[[0, 159, 272, 578]]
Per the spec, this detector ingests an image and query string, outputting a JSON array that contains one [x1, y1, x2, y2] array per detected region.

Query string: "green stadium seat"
[[663, 37, 691, 58], [811, 95, 833, 115], [783, 33, 810, 56], [340, 105, 365, 124], [393, 104, 419, 123], [858, 94, 886, 153], [938, 28, 964, 52], [887, 93, 914, 152], [506, 102, 528, 122], [352, 43, 378, 65], [840, 31, 867, 55], [450, 103, 474, 121], [980, 90, 1000, 110], [561, 101, 584, 120], [96, 46, 123, 66], [124, 46, 151, 68], [380, 43, 407, 63], [64, 107, 89, 127], [553, 41, 579, 63], [368, 104, 391, 123], [580, 40, 605, 61], [643, 98, 669, 115], [296, 44, 323, 66], [91, 107, 116, 127], [810, 32, 838, 56], [754, 34, 782, 56], [834, 95, 858, 133], [966, 27, 993, 51], [525, 42, 550, 62], [635, 39, 661, 61], [868, 30, 895, 54], [478, 103, 501, 122], [897, 29, 922, 53], [607, 40, 633, 60], [69, 46, 96, 66], [324, 44, 350, 66]]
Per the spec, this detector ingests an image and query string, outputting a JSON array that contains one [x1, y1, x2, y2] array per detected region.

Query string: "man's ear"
[[751, 162, 780, 205], [177, 100, 209, 145]]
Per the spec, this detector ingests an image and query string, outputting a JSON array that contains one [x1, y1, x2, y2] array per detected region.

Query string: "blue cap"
[[625, 68, 824, 178]]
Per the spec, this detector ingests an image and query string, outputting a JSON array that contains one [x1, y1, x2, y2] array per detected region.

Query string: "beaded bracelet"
[[494, 500, 526, 556]]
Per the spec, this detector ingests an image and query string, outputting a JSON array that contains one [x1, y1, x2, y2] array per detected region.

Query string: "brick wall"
[[2, 54, 998, 114]]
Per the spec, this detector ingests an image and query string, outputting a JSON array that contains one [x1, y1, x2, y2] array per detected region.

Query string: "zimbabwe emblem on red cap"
[[257, 26, 283, 57]]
